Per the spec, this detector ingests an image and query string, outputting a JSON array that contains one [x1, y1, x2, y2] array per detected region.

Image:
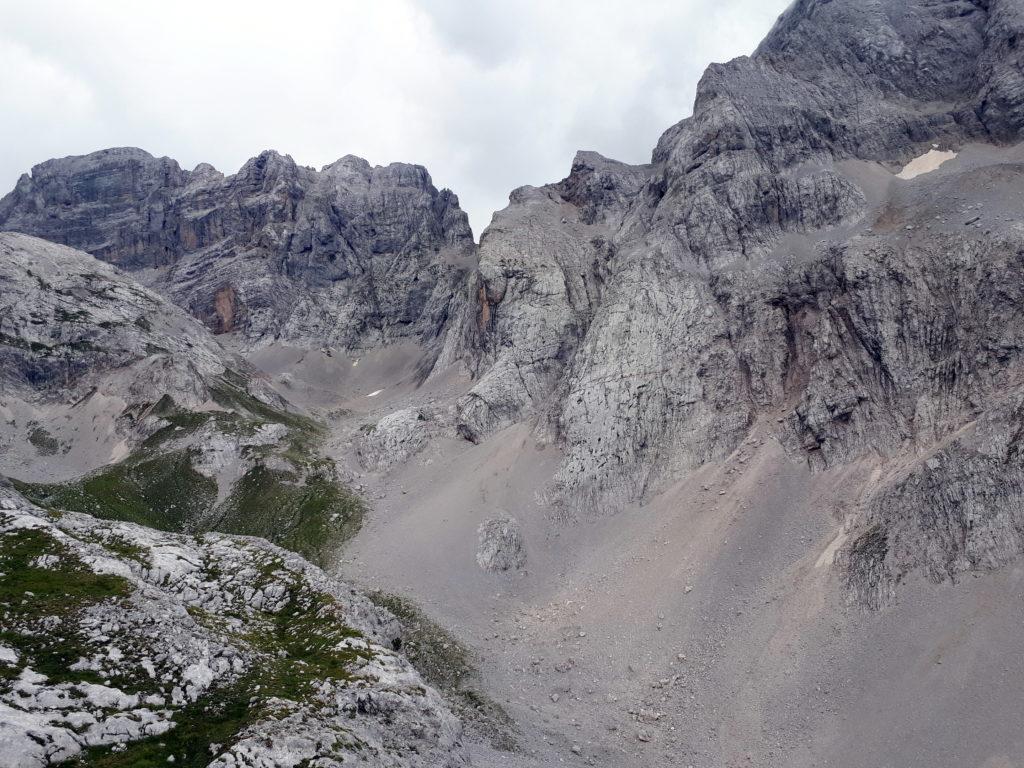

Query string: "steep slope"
[[0, 148, 475, 358], [457, 0, 1024, 518]]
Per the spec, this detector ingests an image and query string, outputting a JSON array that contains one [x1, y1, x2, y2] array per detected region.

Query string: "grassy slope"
[[15, 450, 218, 532], [13, 377, 363, 568], [208, 465, 362, 567], [0, 526, 132, 688]]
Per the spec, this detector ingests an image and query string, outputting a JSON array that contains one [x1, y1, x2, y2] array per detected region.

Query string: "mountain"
[[0, 148, 475, 360], [459, 0, 1024, 509], [4, 0, 1024, 766], [447, 0, 1024, 609], [0, 232, 362, 566]]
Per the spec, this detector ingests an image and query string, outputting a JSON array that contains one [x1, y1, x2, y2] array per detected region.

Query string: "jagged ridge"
[[0, 148, 475, 354]]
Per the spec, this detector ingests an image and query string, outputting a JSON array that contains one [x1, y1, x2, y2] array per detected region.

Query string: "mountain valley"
[[3, 1, 1024, 766]]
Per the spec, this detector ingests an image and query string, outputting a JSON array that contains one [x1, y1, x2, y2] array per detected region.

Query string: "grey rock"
[[0, 149, 475, 358], [0, 488, 469, 768], [453, 0, 1024, 520], [476, 516, 526, 572], [0, 231, 228, 403], [356, 408, 432, 472], [842, 388, 1024, 609]]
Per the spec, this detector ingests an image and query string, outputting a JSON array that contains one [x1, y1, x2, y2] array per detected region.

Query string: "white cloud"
[[0, 37, 103, 169], [0, 0, 791, 236]]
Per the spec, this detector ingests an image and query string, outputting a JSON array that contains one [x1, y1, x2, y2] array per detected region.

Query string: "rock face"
[[843, 386, 1024, 609], [456, 0, 1024, 515], [0, 231, 283, 471], [0, 231, 230, 405], [0, 485, 468, 767], [439, 0, 1024, 610], [476, 517, 526, 573], [0, 148, 475, 355], [4, 0, 1024, 616]]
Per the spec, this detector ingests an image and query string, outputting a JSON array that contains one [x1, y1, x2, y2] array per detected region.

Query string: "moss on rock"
[[0, 525, 132, 687]]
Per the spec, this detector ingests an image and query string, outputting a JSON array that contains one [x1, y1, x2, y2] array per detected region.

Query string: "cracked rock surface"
[[0, 485, 468, 768], [454, 0, 1024, 521], [476, 517, 526, 573], [0, 150, 475, 357]]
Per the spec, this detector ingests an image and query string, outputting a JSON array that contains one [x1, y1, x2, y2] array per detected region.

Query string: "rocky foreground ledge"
[[0, 484, 469, 768]]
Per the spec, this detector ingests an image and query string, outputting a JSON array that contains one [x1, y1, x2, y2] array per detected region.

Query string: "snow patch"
[[897, 149, 957, 180], [816, 530, 849, 569]]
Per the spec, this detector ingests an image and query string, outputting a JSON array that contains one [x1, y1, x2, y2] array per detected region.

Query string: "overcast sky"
[[0, 0, 790, 236]]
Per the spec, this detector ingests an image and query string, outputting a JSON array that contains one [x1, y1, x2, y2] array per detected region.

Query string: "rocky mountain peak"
[[0, 146, 476, 352], [555, 151, 651, 226], [5, 2, 1024, 766], [236, 148, 300, 178], [457, 0, 1024, 520]]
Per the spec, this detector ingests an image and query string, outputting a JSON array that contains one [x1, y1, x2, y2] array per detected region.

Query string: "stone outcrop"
[[455, 0, 1024, 515], [0, 232, 284, 482], [0, 486, 468, 767], [476, 516, 526, 573], [356, 408, 433, 472], [842, 388, 1024, 609], [0, 148, 475, 354]]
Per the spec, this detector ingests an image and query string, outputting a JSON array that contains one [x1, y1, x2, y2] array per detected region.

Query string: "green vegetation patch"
[[0, 524, 132, 686], [209, 375, 321, 436], [210, 465, 363, 568], [55, 307, 90, 323], [139, 395, 214, 449], [74, 560, 371, 768], [0, 332, 49, 353], [15, 380, 364, 575], [371, 592, 517, 751], [71, 676, 259, 768], [14, 449, 218, 532], [250, 575, 369, 699]]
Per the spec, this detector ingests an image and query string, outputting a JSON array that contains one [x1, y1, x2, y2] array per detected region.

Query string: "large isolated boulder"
[[357, 408, 431, 472], [476, 516, 526, 572]]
